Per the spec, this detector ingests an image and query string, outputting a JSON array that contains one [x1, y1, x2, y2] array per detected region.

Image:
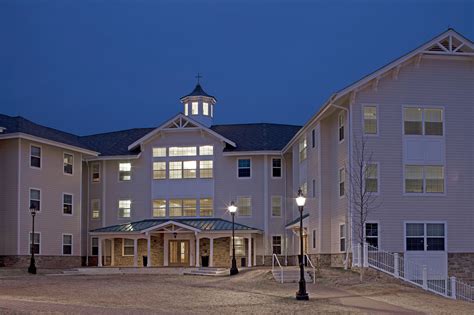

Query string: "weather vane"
[[195, 72, 203, 84]]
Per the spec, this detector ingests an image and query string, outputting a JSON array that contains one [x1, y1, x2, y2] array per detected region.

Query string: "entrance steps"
[[184, 267, 229, 277], [272, 267, 313, 283]]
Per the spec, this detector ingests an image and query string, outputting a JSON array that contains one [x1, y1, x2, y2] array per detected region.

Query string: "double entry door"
[[169, 240, 190, 266]]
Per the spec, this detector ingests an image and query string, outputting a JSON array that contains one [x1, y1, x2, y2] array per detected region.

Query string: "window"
[[301, 182, 308, 197], [169, 161, 183, 179], [153, 162, 167, 179], [234, 237, 245, 256], [211, 104, 214, 117], [199, 160, 213, 178], [183, 199, 197, 216], [272, 236, 282, 255], [299, 138, 307, 161], [183, 161, 197, 178], [365, 163, 378, 193], [272, 158, 282, 178], [200, 198, 213, 217], [203, 102, 209, 116], [191, 102, 199, 115], [62, 234, 72, 255], [312, 229, 317, 249], [404, 107, 443, 136], [312, 179, 316, 198], [91, 237, 98, 256], [184, 103, 189, 116], [169, 199, 183, 217], [153, 199, 166, 217], [338, 112, 345, 142], [152, 147, 166, 157], [169, 146, 197, 157], [91, 199, 100, 219], [237, 196, 252, 216], [339, 224, 346, 252], [63, 153, 73, 175], [30, 232, 40, 254], [312, 129, 316, 148], [271, 196, 282, 217], [405, 165, 444, 194], [30, 189, 41, 211], [30, 145, 41, 168], [119, 162, 131, 181], [339, 168, 345, 197], [237, 159, 251, 178], [63, 194, 73, 215], [91, 163, 100, 182], [406, 223, 445, 251], [199, 145, 213, 156], [118, 199, 131, 218], [363, 106, 377, 135], [365, 223, 379, 249], [123, 239, 134, 256]]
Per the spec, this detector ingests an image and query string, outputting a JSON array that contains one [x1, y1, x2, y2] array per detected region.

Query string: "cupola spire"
[[180, 75, 217, 127]]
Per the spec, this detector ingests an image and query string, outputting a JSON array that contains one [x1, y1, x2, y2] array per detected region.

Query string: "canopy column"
[[111, 238, 115, 266], [195, 232, 200, 267], [147, 233, 152, 267], [133, 238, 138, 267], [209, 237, 214, 267], [247, 235, 252, 267], [98, 237, 103, 267]]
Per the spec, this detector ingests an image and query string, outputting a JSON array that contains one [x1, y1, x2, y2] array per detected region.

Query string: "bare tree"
[[347, 135, 381, 281]]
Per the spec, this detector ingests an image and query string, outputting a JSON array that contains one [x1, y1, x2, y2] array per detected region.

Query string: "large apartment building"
[[1, 29, 473, 282]]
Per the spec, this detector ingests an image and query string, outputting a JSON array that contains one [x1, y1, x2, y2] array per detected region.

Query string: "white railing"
[[304, 254, 316, 284], [272, 254, 283, 284], [353, 243, 474, 302]]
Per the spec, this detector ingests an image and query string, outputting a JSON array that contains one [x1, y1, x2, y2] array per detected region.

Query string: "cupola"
[[180, 75, 217, 127]]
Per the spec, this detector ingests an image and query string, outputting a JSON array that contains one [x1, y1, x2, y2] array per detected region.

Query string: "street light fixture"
[[295, 188, 309, 300], [28, 207, 37, 275], [228, 201, 239, 276]]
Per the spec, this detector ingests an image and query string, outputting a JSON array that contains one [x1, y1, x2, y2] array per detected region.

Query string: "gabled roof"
[[90, 218, 261, 233], [211, 123, 301, 152], [180, 83, 216, 101]]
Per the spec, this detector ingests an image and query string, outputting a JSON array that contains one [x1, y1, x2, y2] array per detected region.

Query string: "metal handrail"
[[272, 254, 284, 284], [304, 254, 316, 284]]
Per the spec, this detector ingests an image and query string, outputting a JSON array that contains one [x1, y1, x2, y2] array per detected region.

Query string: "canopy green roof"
[[285, 213, 309, 228]]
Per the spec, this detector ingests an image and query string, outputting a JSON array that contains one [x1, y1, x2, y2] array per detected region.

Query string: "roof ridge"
[[80, 127, 155, 138]]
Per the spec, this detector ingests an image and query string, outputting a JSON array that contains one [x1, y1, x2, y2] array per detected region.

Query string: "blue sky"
[[0, 0, 472, 135]]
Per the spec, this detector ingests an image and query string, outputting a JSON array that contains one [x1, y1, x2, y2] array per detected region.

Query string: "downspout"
[[85, 160, 90, 266], [282, 154, 288, 266]]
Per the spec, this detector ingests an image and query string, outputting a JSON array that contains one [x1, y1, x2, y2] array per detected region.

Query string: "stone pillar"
[[195, 235, 200, 267], [209, 238, 214, 267], [133, 238, 138, 267], [247, 235, 252, 267], [147, 234, 152, 267], [111, 238, 115, 266], [253, 238, 256, 266], [98, 238, 103, 267]]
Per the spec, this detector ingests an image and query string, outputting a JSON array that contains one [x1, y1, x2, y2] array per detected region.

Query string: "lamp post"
[[28, 207, 37, 275], [228, 201, 239, 276], [295, 188, 309, 300]]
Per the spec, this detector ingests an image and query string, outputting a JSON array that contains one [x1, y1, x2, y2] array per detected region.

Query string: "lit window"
[[183, 199, 197, 216], [363, 106, 377, 135], [119, 162, 132, 181], [91, 199, 100, 219], [30, 189, 41, 211], [183, 161, 197, 178], [91, 163, 100, 182], [63, 194, 73, 215], [199, 160, 213, 178], [301, 182, 308, 197], [62, 234, 72, 255], [299, 138, 307, 161], [169, 146, 197, 157], [406, 223, 445, 251], [404, 108, 422, 135], [234, 237, 245, 255], [425, 166, 444, 193], [211, 104, 214, 117], [404, 108, 443, 136], [338, 112, 345, 142], [123, 239, 134, 256], [340, 224, 346, 252], [169, 161, 183, 179], [365, 163, 378, 193], [237, 196, 251, 216], [200, 198, 213, 217], [405, 165, 444, 194], [30, 145, 41, 168], [118, 199, 131, 218], [365, 223, 379, 249], [237, 159, 251, 178], [91, 237, 99, 256], [425, 109, 443, 136], [153, 199, 166, 217], [184, 103, 189, 116], [199, 145, 213, 156], [153, 162, 166, 179], [169, 199, 183, 216], [192, 102, 199, 115], [168, 199, 197, 217], [152, 147, 166, 157], [271, 196, 282, 217], [30, 233, 40, 254], [272, 236, 282, 255], [339, 168, 345, 197], [203, 102, 209, 116], [272, 158, 282, 178], [64, 153, 73, 175]]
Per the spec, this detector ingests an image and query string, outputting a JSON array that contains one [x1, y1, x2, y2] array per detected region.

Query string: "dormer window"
[[192, 102, 199, 115], [203, 102, 209, 116]]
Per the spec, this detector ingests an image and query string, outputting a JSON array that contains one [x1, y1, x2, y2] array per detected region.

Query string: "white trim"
[[141, 220, 201, 234], [62, 192, 74, 216], [29, 143, 42, 170], [223, 150, 281, 156], [364, 221, 380, 249], [122, 238, 135, 256], [402, 105, 445, 137], [62, 152, 74, 176], [236, 157, 252, 179], [338, 111, 345, 144], [339, 223, 346, 253], [362, 104, 379, 137], [91, 198, 101, 220], [271, 157, 282, 179], [85, 154, 141, 161], [338, 166, 345, 199], [271, 234, 283, 255], [90, 161, 101, 183], [402, 164, 446, 196], [0, 132, 98, 156], [118, 199, 132, 220], [118, 161, 132, 182], [62, 233, 73, 256]]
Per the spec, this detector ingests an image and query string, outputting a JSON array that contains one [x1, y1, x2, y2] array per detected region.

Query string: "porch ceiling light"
[[296, 188, 306, 207]]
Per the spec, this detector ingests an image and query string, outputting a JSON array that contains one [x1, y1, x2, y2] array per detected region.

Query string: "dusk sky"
[[1, 0, 472, 135]]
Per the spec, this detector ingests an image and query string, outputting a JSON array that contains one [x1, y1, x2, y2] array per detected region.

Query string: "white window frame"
[[338, 167, 345, 198], [271, 195, 282, 217], [118, 162, 132, 182], [191, 102, 199, 115], [338, 111, 345, 143], [236, 196, 252, 217], [299, 138, 307, 162], [364, 221, 380, 249], [152, 199, 167, 217], [184, 103, 189, 116], [118, 199, 132, 219], [403, 164, 446, 196], [153, 162, 167, 180], [62, 192, 73, 216], [29, 231, 41, 255], [91, 237, 99, 256], [271, 235, 282, 255], [210, 104, 214, 117], [30, 144, 42, 169], [62, 233, 73, 256], [91, 199, 101, 220], [237, 158, 252, 179], [63, 152, 74, 175], [312, 229, 317, 249], [91, 162, 100, 183], [203, 102, 209, 116], [169, 146, 197, 157], [364, 162, 380, 195], [122, 238, 135, 256], [230, 237, 245, 256], [29, 187, 41, 211], [402, 105, 445, 137], [199, 198, 213, 217], [339, 223, 346, 252], [362, 104, 379, 136], [199, 145, 213, 156], [404, 221, 447, 252], [271, 158, 282, 179], [152, 147, 167, 158], [199, 160, 213, 179]]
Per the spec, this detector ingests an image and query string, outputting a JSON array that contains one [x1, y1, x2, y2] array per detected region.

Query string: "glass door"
[[169, 240, 190, 266]]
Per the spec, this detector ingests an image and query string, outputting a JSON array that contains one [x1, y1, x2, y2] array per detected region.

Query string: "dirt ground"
[[0, 267, 472, 314]]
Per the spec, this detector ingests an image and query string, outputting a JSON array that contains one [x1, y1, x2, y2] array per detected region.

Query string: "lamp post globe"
[[228, 201, 239, 276], [28, 207, 37, 275], [295, 188, 309, 300]]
